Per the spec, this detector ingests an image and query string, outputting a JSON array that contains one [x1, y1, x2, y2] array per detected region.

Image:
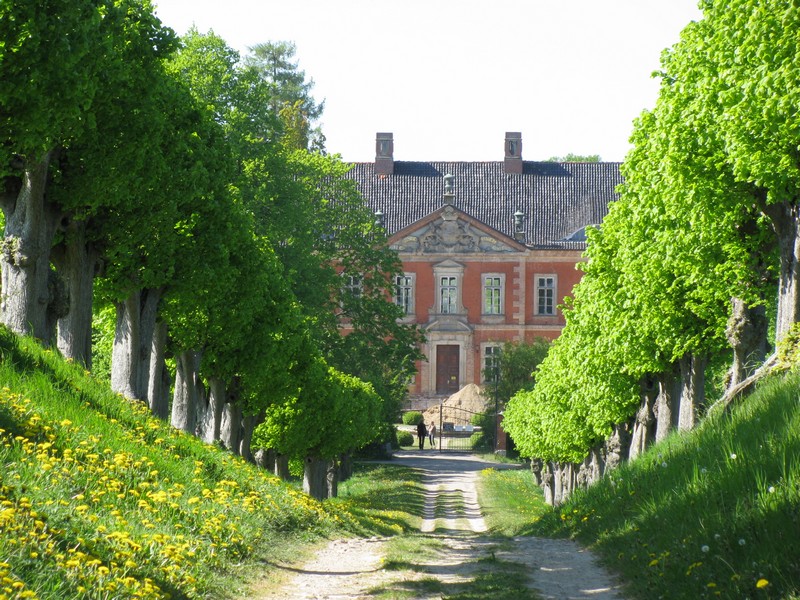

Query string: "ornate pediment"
[[390, 206, 521, 254], [425, 316, 473, 334]]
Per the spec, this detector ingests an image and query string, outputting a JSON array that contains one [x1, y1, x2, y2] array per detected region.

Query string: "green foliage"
[[504, 308, 639, 463], [505, 1, 790, 464], [90, 303, 115, 382], [396, 430, 414, 447], [545, 153, 601, 162], [244, 40, 325, 151], [256, 346, 383, 461], [776, 322, 800, 371], [488, 338, 551, 406], [0, 326, 353, 599], [469, 412, 495, 450], [0, 0, 104, 169], [527, 371, 800, 599], [242, 137, 424, 436], [469, 430, 491, 451], [402, 411, 423, 426]]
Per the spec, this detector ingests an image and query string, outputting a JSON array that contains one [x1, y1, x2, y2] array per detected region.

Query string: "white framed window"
[[433, 260, 464, 315], [342, 274, 362, 299], [483, 344, 502, 383], [440, 276, 458, 314], [394, 274, 415, 315], [483, 274, 504, 315], [536, 275, 556, 316]]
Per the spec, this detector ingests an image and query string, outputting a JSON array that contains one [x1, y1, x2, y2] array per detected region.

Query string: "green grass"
[[382, 534, 448, 571], [0, 328, 397, 599], [524, 371, 800, 600], [477, 467, 550, 535], [331, 463, 426, 533], [4, 323, 798, 599]]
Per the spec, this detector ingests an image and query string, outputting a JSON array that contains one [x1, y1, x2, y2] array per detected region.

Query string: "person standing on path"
[[428, 422, 437, 448], [416, 420, 427, 450]]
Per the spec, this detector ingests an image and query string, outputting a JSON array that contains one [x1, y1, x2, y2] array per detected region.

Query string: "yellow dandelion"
[[756, 579, 769, 589]]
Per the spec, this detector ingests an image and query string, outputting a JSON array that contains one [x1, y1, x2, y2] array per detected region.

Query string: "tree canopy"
[[1, 4, 419, 492], [505, 0, 793, 464], [245, 40, 326, 151]]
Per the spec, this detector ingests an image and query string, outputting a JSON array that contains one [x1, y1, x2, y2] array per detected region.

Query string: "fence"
[[433, 405, 492, 453]]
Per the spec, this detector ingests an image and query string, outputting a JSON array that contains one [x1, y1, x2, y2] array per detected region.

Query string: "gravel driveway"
[[251, 451, 626, 599]]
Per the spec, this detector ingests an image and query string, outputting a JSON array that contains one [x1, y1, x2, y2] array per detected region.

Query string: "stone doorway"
[[436, 345, 460, 394]]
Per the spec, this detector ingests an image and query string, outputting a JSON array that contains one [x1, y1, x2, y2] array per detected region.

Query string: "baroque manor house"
[[346, 132, 623, 406]]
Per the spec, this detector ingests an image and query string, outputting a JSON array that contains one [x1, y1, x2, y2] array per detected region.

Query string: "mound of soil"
[[421, 384, 491, 427]]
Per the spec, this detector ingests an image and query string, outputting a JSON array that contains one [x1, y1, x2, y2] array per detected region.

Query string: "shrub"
[[289, 457, 304, 478], [396, 431, 414, 447], [470, 431, 492, 451], [402, 411, 423, 425], [471, 412, 495, 448]]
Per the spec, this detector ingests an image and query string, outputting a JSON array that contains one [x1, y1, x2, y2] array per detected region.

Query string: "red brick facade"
[[346, 132, 621, 404], [389, 204, 582, 402]]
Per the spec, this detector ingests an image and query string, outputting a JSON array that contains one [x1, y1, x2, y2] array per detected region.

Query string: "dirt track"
[[251, 451, 626, 599]]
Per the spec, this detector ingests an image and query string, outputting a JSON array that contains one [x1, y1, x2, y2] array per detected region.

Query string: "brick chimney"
[[375, 132, 394, 175], [504, 132, 523, 174]]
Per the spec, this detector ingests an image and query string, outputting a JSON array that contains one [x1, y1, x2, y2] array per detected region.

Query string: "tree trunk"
[[274, 454, 290, 480], [726, 297, 769, 389], [240, 411, 263, 463], [200, 378, 227, 444], [764, 200, 800, 343], [0, 150, 62, 341], [589, 446, 604, 483], [552, 463, 564, 506], [304, 456, 329, 500], [629, 377, 657, 460], [111, 292, 142, 400], [254, 449, 273, 470], [530, 458, 543, 486], [338, 452, 353, 482], [678, 354, 706, 431], [138, 288, 161, 407], [326, 458, 339, 498], [147, 319, 169, 420], [541, 462, 554, 506], [654, 368, 679, 442], [43, 267, 70, 347], [171, 350, 202, 434], [561, 463, 575, 504], [713, 351, 779, 413], [576, 447, 603, 490], [220, 401, 242, 455], [603, 423, 630, 472], [53, 221, 99, 368]]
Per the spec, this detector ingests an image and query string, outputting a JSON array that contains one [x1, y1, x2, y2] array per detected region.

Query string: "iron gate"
[[433, 405, 493, 453]]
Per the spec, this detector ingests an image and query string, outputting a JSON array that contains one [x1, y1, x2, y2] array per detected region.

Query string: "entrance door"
[[436, 345, 460, 394]]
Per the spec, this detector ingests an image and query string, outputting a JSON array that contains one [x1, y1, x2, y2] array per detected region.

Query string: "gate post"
[[438, 398, 443, 453]]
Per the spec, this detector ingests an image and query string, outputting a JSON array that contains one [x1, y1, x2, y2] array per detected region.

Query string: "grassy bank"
[[525, 372, 800, 599], [3, 322, 798, 599], [0, 328, 398, 599]]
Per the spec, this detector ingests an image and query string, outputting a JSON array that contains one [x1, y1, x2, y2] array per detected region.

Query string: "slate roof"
[[346, 161, 623, 250]]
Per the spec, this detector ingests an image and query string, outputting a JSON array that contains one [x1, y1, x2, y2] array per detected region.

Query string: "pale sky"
[[152, 0, 703, 163]]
